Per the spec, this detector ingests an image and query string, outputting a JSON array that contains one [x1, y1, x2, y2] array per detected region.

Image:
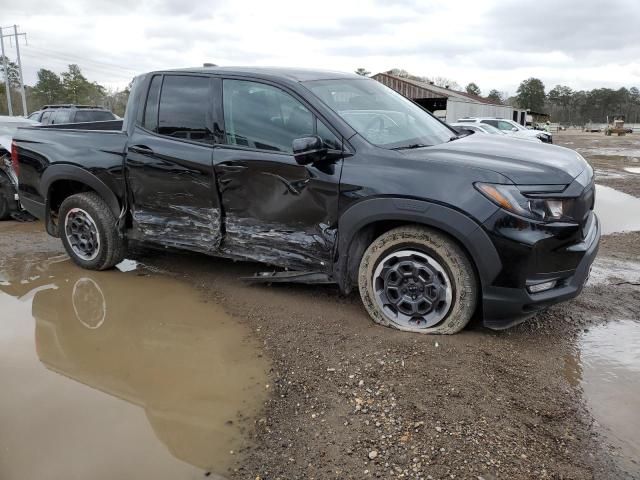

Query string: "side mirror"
[[511, 127, 518, 132], [293, 135, 328, 165]]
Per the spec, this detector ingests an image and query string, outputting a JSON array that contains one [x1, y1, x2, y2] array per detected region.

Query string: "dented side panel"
[[214, 148, 342, 271], [126, 126, 221, 252]]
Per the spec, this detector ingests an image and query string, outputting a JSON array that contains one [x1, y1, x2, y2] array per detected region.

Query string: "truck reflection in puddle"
[[0, 254, 269, 480]]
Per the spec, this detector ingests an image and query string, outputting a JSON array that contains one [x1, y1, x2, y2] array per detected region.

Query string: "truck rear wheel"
[[59, 192, 125, 270], [0, 174, 12, 220], [358, 225, 478, 334]]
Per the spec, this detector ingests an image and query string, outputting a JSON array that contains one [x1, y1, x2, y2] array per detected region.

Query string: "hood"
[[401, 133, 587, 185]]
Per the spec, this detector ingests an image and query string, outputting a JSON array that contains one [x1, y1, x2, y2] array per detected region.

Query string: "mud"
[[1, 131, 640, 479], [555, 131, 640, 197], [0, 246, 269, 480]]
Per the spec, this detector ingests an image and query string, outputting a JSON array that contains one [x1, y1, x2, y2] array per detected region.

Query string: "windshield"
[[479, 124, 505, 135], [303, 79, 454, 149]]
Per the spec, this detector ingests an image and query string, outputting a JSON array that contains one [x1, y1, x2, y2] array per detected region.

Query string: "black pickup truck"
[[12, 67, 600, 334]]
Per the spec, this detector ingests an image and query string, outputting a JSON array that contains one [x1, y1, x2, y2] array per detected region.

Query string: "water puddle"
[[594, 184, 640, 234], [565, 320, 640, 475], [588, 257, 640, 286], [0, 253, 269, 480]]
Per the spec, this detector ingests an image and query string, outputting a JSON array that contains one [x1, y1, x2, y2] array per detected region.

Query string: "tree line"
[[356, 67, 640, 125], [0, 58, 130, 117]]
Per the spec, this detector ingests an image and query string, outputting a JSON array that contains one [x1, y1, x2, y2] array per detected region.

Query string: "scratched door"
[[126, 74, 222, 254], [214, 78, 343, 272]]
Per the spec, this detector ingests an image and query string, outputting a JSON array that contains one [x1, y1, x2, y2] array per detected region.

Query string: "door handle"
[[217, 164, 247, 173], [129, 145, 154, 155]]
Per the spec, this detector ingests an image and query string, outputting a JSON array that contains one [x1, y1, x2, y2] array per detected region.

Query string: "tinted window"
[[317, 119, 341, 150], [40, 111, 53, 124], [223, 79, 314, 153], [143, 75, 162, 132], [75, 111, 116, 122], [51, 110, 73, 124], [157, 75, 213, 144], [481, 120, 499, 128]]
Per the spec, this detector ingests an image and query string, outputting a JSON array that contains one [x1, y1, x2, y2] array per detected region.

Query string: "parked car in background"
[[449, 122, 542, 142], [0, 116, 40, 219], [458, 117, 553, 143], [28, 105, 118, 125], [13, 67, 598, 334]]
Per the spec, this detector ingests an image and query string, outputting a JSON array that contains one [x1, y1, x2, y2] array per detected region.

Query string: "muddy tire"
[[59, 192, 125, 270], [358, 225, 477, 334], [0, 174, 12, 220]]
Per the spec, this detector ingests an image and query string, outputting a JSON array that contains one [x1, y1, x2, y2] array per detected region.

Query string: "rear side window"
[[75, 111, 115, 122], [142, 75, 162, 132], [223, 79, 314, 153], [481, 120, 499, 128], [51, 110, 72, 124], [40, 111, 53, 124], [157, 75, 214, 144]]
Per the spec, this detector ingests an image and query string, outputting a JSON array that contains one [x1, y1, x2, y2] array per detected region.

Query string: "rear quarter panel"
[[15, 128, 128, 204]]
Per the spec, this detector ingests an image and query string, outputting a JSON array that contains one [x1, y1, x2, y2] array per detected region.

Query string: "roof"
[[373, 72, 497, 105], [160, 66, 362, 82]]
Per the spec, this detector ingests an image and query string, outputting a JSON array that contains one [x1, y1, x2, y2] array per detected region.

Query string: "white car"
[[457, 117, 552, 143], [449, 122, 542, 143]]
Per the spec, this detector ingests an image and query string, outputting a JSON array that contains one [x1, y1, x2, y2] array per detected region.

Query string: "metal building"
[[372, 72, 528, 125]]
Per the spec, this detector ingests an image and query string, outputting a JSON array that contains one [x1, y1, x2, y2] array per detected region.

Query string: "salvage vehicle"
[[457, 117, 553, 143], [449, 122, 542, 142], [28, 105, 118, 125], [12, 67, 600, 334], [0, 116, 40, 220]]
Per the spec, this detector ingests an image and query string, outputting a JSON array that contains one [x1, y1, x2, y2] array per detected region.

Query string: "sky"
[[2, 0, 639, 96]]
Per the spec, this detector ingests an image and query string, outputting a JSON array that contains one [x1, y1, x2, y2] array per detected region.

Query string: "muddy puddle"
[[565, 320, 640, 475], [0, 254, 269, 480], [594, 184, 640, 234]]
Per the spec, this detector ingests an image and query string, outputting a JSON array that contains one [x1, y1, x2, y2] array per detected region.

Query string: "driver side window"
[[223, 79, 314, 153]]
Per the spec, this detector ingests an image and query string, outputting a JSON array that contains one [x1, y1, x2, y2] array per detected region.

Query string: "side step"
[[241, 270, 333, 285]]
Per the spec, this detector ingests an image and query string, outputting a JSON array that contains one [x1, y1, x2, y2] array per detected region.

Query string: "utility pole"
[[0, 25, 28, 116], [0, 26, 13, 116], [13, 25, 27, 116]]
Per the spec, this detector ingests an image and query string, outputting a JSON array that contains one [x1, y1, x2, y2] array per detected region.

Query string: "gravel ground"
[[2, 131, 639, 480]]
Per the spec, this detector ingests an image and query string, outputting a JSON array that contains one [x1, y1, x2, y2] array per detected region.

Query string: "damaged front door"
[[215, 79, 343, 272], [126, 74, 222, 253]]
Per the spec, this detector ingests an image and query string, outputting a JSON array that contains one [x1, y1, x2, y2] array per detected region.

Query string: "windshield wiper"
[[392, 143, 429, 150], [448, 132, 470, 142]]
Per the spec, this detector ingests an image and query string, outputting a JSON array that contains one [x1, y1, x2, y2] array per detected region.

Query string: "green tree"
[[516, 78, 546, 111], [486, 89, 504, 104], [31, 69, 64, 105], [355, 67, 370, 77], [60, 64, 105, 104], [0, 55, 20, 88], [465, 82, 481, 96]]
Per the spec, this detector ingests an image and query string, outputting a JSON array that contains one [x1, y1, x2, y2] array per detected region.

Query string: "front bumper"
[[481, 212, 600, 329]]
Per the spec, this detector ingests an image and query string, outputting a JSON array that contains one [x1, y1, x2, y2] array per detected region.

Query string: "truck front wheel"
[[358, 225, 478, 334], [59, 192, 125, 270]]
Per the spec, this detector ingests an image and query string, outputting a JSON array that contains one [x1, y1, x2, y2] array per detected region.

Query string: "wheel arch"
[[334, 197, 501, 295], [42, 165, 121, 236]]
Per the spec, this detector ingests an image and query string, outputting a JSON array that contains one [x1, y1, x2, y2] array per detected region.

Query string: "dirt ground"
[[1, 131, 639, 480]]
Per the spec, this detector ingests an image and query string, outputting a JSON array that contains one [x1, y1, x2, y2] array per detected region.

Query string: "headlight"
[[475, 183, 567, 221]]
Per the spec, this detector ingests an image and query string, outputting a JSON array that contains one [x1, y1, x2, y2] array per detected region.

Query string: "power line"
[[24, 45, 138, 74]]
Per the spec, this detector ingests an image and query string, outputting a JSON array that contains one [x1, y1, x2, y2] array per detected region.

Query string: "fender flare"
[[41, 164, 121, 218], [335, 197, 502, 292]]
